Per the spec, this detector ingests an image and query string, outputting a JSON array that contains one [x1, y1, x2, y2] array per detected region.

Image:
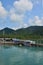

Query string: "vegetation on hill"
[[0, 26, 43, 40]]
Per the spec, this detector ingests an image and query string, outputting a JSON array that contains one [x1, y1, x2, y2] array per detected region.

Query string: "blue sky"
[[0, 0, 43, 30]]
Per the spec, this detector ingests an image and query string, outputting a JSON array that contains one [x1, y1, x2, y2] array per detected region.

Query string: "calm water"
[[0, 45, 43, 65]]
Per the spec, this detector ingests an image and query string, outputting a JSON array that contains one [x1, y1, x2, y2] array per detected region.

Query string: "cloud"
[[34, 16, 42, 26], [9, 0, 33, 22], [0, 1, 8, 18], [9, 0, 33, 29], [12, 18, 42, 29], [14, 0, 33, 13], [29, 16, 43, 26], [12, 26, 22, 30], [9, 8, 24, 22], [12, 23, 28, 30], [23, 23, 28, 28], [0, 0, 33, 29]]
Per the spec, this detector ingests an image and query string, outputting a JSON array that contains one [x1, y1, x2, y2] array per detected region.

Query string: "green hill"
[[0, 26, 43, 39]]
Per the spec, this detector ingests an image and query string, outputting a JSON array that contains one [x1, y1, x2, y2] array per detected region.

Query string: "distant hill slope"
[[0, 26, 43, 38], [0, 27, 15, 34], [16, 26, 43, 35]]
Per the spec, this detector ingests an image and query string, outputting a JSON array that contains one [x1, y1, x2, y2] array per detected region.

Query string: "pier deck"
[[0, 41, 43, 47], [0, 38, 43, 47]]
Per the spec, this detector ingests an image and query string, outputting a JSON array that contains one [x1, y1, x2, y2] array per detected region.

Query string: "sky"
[[0, 0, 43, 30]]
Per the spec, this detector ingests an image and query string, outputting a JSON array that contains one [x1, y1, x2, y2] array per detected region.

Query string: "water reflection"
[[0, 46, 43, 65], [0, 45, 13, 49]]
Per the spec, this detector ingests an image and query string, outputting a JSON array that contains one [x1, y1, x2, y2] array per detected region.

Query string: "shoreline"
[[0, 42, 43, 47], [0, 38, 43, 47]]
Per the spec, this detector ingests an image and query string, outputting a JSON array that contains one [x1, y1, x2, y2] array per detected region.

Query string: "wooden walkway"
[[0, 39, 43, 47], [31, 44, 43, 47]]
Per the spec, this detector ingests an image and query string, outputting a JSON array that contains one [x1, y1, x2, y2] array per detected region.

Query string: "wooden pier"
[[0, 38, 43, 47], [31, 44, 43, 47], [0, 41, 43, 47]]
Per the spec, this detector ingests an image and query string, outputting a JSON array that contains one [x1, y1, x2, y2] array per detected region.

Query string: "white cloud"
[[23, 23, 28, 28], [9, 0, 33, 24], [14, 0, 33, 13], [0, 1, 8, 18], [34, 16, 42, 26], [9, 9, 24, 22], [12, 26, 22, 30], [29, 16, 43, 26], [12, 23, 28, 30]]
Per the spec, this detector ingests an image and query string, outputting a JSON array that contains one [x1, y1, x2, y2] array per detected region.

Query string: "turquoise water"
[[0, 45, 43, 65]]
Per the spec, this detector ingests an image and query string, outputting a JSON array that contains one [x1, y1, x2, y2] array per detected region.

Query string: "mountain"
[[0, 27, 16, 38], [0, 26, 43, 39], [16, 26, 43, 35], [0, 27, 15, 34]]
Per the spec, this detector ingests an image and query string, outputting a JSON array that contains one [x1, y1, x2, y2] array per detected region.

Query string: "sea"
[[0, 45, 43, 65]]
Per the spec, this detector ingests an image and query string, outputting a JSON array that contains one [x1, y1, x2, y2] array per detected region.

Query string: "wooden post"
[[3, 30, 5, 45]]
